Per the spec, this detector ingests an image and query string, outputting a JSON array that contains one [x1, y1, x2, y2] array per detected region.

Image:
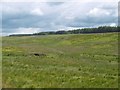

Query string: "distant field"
[[2, 33, 118, 88]]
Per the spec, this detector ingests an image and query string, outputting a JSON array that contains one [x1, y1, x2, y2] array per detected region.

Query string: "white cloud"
[[9, 27, 40, 35], [88, 8, 110, 17], [1, 27, 39, 36], [31, 8, 44, 16], [110, 23, 117, 26], [1, 0, 119, 2]]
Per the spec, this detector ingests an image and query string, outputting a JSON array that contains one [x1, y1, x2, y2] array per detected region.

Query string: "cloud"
[[1, 0, 119, 2], [88, 8, 110, 17], [47, 2, 64, 6], [1, 1, 118, 35], [31, 8, 44, 16], [110, 23, 117, 26], [15, 27, 40, 34], [2, 27, 40, 36]]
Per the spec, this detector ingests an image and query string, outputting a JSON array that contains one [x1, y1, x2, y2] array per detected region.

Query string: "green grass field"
[[2, 32, 118, 88]]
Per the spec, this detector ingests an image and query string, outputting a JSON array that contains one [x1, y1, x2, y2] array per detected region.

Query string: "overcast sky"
[[1, 0, 118, 36]]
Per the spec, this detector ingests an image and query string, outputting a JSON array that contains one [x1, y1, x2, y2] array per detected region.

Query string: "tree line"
[[9, 26, 120, 36]]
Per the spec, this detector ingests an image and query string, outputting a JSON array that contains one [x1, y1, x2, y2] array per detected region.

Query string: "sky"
[[1, 0, 119, 36]]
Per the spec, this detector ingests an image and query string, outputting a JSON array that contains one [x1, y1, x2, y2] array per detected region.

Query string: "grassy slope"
[[2, 33, 118, 88]]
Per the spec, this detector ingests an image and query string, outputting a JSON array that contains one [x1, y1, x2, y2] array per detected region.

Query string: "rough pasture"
[[2, 33, 118, 88]]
